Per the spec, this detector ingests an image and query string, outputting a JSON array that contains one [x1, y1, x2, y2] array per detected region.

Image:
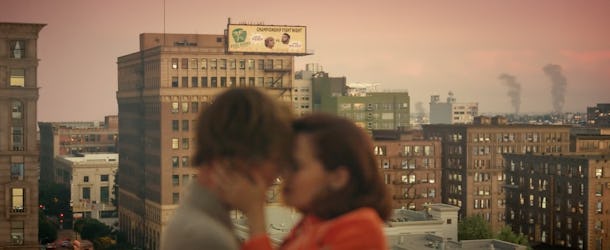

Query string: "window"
[[84, 176, 89, 182], [10, 69, 25, 87], [11, 101, 23, 119], [171, 58, 178, 69], [239, 77, 246, 87], [181, 58, 188, 69], [265, 59, 273, 70], [191, 77, 198, 87], [82, 187, 91, 200], [101, 175, 109, 182], [229, 77, 236, 87], [171, 77, 178, 88], [211, 77, 217, 87], [172, 120, 179, 131], [10, 221, 24, 245], [257, 59, 264, 70], [256, 77, 264, 87], [10, 40, 25, 59], [239, 60, 246, 69], [229, 59, 236, 69], [11, 163, 24, 181], [182, 120, 189, 131], [210, 59, 217, 69], [172, 156, 179, 168], [172, 192, 180, 204], [201, 77, 208, 88], [100, 186, 109, 203], [247, 59, 254, 69], [171, 102, 179, 113], [181, 77, 188, 88], [201, 59, 207, 69], [171, 138, 179, 149], [182, 138, 189, 149], [181, 102, 189, 113], [374, 146, 386, 156], [191, 102, 199, 113], [190, 58, 198, 69], [11, 188, 25, 213], [219, 59, 227, 70], [220, 77, 227, 87], [248, 77, 255, 87], [172, 175, 180, 186], [182, 156, 189, 167]]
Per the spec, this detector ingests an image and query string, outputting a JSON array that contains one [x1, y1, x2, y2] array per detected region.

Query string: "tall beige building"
[[117, 32, 298, 249], [0, 22, 45, 249]]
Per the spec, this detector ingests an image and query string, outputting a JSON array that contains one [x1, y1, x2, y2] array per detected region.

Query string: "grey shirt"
[[160, 182, 239, 250]]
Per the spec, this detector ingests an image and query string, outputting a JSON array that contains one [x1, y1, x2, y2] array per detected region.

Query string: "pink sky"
[[3, 0, 610, 121]]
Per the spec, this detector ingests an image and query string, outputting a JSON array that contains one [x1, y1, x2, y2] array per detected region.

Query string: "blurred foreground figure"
[[161, 88, 294, 250], [218, 113, 392, 250]]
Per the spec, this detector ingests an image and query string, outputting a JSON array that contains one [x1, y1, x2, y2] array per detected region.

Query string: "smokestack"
[[543, 64, 567, 114], [498, 73, 521, 114]]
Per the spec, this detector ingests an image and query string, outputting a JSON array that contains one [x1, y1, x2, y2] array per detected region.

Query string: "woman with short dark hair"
[[217, 113, 391, 249]]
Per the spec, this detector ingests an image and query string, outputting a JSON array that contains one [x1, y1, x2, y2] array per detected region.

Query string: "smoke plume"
[[542, 64, 567, 114], [498, 73, 521, 114]]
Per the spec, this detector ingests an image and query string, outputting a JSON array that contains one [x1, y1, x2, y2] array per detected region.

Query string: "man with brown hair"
[[160, 88, 294, 250]]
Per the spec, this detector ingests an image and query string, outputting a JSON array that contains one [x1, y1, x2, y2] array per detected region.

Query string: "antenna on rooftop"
[[163, 0, 166, 45]]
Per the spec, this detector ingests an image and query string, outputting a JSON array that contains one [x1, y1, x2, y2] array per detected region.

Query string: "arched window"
[[12, 101, 23, 119]]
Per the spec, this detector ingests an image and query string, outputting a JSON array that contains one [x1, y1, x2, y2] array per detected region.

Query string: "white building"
[[54, 153, 118, 227], [293, 63, 323, 116], [233, 203, 525, 250], [429, 92, 478, 124]]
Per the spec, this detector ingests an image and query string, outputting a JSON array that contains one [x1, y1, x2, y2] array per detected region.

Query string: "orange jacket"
[[242, 207, 387, 250]]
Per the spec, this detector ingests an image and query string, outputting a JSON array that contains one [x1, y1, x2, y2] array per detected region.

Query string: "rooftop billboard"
[[227, 24, 306, 54]]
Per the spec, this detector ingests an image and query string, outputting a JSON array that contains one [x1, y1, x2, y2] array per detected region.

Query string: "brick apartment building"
[[422, 116, 571, 231]]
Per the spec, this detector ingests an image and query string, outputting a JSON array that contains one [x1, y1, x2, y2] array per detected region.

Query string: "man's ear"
[[329, 166, 350, 190]]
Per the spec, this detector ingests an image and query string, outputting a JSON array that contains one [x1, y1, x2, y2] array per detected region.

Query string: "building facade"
[[422, 118, 571, 231], [55, 153, 118, 228], [116, 32, 297, 249], [39, 115, 118, 183], [429, 93, 478, 124], [0, 22, 45, 249], [587, 103, 610, 126], [504, 153, 610, 250], [372, 130, 442, 210]]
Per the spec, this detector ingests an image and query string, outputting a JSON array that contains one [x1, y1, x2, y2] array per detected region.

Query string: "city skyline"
[[2, 0, 610, 121]]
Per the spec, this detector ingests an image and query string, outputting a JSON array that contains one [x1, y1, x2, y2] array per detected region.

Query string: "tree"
[[496, 226, 531, 249], [38, 210, 57, 244], [74, 218, 112, 241], [458, 215, 492, 240]]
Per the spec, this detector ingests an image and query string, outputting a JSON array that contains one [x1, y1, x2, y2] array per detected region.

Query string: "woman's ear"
[[329, 166, 350, 190]]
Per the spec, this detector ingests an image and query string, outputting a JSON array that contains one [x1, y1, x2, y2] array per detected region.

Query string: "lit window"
[[200, 59, 207, 69], [171, 138, 179, 149], [11, 188, 25, 213], [171, 102, 179, 113], [181, 102, 189, 113], [171, 58, 178, 69], [10, 69, 25, 87]]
